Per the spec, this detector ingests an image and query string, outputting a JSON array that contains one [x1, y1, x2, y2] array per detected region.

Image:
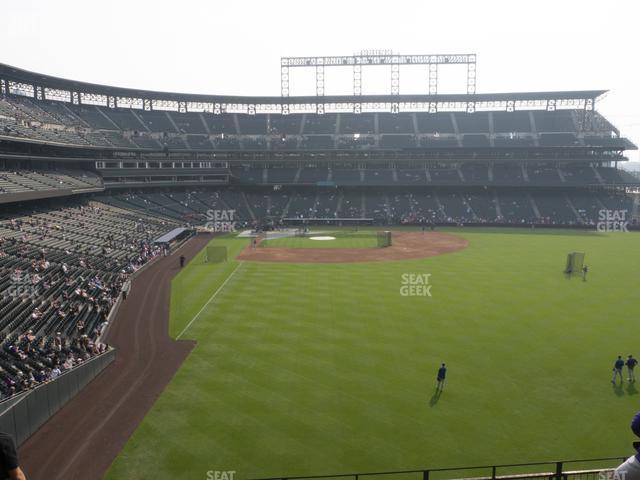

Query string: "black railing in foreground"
[[250, 456, 628, 480]]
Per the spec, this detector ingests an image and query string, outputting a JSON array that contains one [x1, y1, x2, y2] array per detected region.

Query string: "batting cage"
[[377, 231, 392, 248], [204, 246, 228, 263], [564, 252, 585, 275]]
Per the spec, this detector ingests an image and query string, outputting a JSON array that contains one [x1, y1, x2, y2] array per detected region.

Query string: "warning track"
[[19, 233, 214, 480]]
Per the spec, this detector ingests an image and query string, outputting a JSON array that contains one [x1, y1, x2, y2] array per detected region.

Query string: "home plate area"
[[237, 231, 468, 263]]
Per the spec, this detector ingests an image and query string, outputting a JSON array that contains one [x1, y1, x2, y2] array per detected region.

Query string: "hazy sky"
[[2, 0, 639, 164]]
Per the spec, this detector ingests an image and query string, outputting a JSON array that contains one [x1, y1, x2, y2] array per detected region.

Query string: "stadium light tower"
[[280, 52, 477, 98]]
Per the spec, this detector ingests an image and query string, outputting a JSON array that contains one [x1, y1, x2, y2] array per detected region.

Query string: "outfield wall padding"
[[0, 349, 115, 446]]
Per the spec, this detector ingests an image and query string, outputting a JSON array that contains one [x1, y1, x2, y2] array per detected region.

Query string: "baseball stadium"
[[0, 39, 639, 480]]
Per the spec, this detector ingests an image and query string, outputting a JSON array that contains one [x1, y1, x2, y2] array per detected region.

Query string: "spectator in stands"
[[614, 412, 640, 480], [50, 366, 61, 380], [0, 431, 27, 479]]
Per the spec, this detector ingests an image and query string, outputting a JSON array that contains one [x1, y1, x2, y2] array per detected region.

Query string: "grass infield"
[[106, 228, 640, 480]]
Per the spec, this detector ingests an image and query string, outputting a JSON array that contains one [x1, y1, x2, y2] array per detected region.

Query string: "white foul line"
[[176, 261, 244, 340]]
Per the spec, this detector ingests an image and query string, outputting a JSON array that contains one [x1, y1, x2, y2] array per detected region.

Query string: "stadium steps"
[[591, 166, 605, 184], [62, 103, 91, 128], [188, 193, 219, 214], [360, 191, 366, 218], [334, 114, 341, 135], [165, 112, 181, 133], [488, 164, 494, 182], [293, 167, 302, 184], [424, 165, 432, 182], [199, 113, 211, 134], [594, 194, 608, 212], [632, 195, 640, 221], [241, 192, 256, 222], [299, 114, 306, 135], [461, 194, 479, 221], [359, 169, 365, 183], [383, 193, 392, 219], [488, 112, 496, 147], [311, 192, 321, 216], [411, 113, 419, 135], [335, 193, 344, 216], [457, 167, 465, 182], [232, 115, 241, 134], [529, 112, 540, 146], [521, 164, 530, 182], [557, 167, 567, 183], [493, 190, 503, 218], [433, 191, 447, 218], [129, 109, 151, 132], [280, 195, 293, 220], [450, 113, 463, 147], [565, 194, 584, 223], [95, 107, 121, 130], [392, 168, 398, 182], [527, 193, 542, 219], [262, 167, 268, 183]]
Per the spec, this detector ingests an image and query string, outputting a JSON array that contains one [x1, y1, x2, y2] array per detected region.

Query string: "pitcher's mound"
[[238, 232, 467, 263]]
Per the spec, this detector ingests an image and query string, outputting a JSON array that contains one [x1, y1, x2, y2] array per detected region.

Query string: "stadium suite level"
[[0, 62, 637, 230]]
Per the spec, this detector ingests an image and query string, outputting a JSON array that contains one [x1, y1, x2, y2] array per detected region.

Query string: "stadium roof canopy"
[[153, 227, 189, 244], [0, 63, 607, 111]]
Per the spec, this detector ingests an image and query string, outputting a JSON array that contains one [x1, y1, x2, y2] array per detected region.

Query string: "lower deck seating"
[[0, 199, 180, 399], [105, 187, 639, 228]]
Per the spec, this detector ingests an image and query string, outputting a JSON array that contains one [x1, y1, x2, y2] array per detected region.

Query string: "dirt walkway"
[[237, 231, 468, 263], [19, 233, 213, 480]]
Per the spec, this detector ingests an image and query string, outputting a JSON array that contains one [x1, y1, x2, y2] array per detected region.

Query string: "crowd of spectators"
[[0, 201, 179, 400]]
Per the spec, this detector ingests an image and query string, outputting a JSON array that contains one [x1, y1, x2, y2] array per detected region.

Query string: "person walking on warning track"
[[613, 355, 625, 384], [628, 355, 638, 382], [179, 255, 185, 268], [436, 363, 447, 391]]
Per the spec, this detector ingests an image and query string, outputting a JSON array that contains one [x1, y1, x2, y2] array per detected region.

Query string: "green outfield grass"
[[259, 230, 379, 249], [106, 228, 640, 480]]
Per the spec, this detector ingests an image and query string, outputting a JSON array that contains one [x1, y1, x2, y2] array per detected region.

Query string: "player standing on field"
[[613, 355, 625, 384], [436, 363, 447, 391], [628, 355, 638, 382]]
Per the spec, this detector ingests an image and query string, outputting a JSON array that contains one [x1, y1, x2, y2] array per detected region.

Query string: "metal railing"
[[250, 457, 627, 480]]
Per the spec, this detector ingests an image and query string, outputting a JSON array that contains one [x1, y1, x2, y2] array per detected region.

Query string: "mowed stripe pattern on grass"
[[106, 230, 640, 480]]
